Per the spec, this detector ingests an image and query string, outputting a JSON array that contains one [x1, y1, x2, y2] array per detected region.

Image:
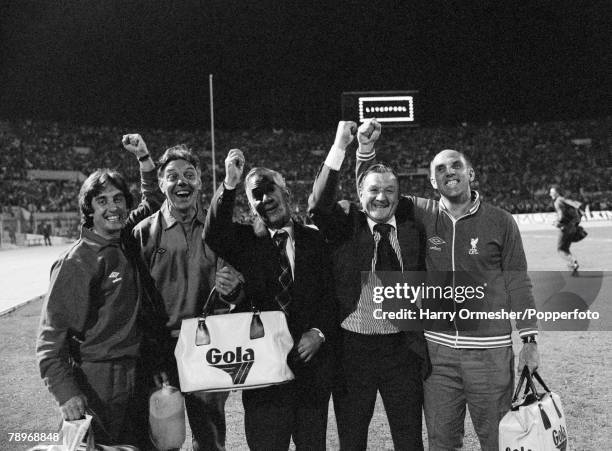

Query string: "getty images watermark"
[[364, 271, 609, 331]]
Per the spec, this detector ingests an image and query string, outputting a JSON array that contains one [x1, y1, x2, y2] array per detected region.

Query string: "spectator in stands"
[[2, 117, 611, 218]]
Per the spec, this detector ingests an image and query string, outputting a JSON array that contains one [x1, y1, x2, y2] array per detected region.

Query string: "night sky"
[[1, 0, 610, 129]]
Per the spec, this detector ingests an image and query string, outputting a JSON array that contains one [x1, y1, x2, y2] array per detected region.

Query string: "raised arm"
[[121, 133, 163, 230], [307, 121, 357, 242], [204, 149, 245, 262], [355, 118, 382, 188]]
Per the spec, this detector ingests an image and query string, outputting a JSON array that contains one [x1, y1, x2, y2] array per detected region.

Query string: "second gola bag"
[[174, 289, 295, 392], [499, 367, 568, 451]]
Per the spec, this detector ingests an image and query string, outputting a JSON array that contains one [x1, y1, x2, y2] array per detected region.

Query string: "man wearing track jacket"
[[356, 119, 540, 451]]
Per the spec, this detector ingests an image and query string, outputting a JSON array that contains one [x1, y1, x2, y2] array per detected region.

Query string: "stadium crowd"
[[1, 116, 610, 221]]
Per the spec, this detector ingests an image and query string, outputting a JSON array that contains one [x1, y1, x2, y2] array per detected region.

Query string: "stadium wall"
[[513, 210, 612, 231]]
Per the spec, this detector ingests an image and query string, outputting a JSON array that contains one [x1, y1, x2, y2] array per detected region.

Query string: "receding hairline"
[[430, 149, 472, 173], [358, 163, 398, 190], [245, 167, 287, 191], [361, 170, 398, 185]]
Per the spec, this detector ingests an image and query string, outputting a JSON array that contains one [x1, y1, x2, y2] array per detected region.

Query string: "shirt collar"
[[160, 199, 206, 229], [80, 226, 120, 250], [439, 190, 481, 217], [366, 216, 397, 235], [268, 220, 295, 242]]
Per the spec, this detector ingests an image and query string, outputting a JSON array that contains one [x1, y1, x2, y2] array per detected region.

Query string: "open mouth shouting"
[[174, 188, 193, 200]]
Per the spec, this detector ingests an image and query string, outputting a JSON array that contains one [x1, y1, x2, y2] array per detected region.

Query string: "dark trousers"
[[334, 331, 424, 451], [242, 382, 330, 451], [75, 359, 144, 447], [557, 223, 577, 253]]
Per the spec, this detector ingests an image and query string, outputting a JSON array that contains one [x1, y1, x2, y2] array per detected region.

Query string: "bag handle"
[[512, 367, 561, 428], [195, 288, 265, 346], [532, 370, 563, 420], [512, 365, 540, 404]]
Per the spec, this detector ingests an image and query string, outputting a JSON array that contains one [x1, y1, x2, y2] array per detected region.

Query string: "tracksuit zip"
[[440, 208, 475, 347]]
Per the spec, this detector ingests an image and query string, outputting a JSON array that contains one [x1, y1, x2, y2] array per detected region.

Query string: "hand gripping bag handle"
[[512, 366, 554, 429], [195, 287, 265, 346]]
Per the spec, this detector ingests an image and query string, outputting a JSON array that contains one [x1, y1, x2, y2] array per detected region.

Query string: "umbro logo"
[[108, 272, 122, 284], [428, 236, 446, 252], [206, 347, 254, 385]]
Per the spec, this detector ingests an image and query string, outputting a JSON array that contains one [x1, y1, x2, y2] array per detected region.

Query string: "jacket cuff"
[[50, 379, 83, 406], [518, 328, 539, 339], [324, 146, 346, 171]]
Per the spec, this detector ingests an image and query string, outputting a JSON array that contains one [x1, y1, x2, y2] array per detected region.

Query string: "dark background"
[[1, 0, 610, 129]]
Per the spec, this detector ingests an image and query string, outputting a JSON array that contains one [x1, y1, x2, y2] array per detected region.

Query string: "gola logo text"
[[206, 347, 254, 365], [205, 347, 255, 385], [553, 424, 567, 450]]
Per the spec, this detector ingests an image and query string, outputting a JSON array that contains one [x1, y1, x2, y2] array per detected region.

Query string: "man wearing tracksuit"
[[358, 119, 540, 451], [36, 134, 160, 447]]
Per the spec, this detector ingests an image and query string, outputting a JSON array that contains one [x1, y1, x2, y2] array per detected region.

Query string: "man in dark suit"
[[308, 121, 428, 450], [204, 149, 338, 451]]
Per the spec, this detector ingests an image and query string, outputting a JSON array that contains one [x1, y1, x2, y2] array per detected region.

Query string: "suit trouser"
[[423, 342, 514, 451], [242, 382, 330, 451], [334, 331, 424, 451]]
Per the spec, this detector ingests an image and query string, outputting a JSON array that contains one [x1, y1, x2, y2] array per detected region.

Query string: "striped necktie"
[[374, 223, 401, 272], [272, 230, 292, 313]]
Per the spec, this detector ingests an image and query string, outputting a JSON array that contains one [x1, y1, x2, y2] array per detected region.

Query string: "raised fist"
[[333, 121, 357, 150], [121, 134, 149, 158], [357, 118, 381, 147], [224, 148, 245, 188]]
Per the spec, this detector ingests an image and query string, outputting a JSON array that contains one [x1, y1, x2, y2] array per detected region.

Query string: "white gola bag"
[[499, 367, 568, 451], [174, 289, 295, 392]]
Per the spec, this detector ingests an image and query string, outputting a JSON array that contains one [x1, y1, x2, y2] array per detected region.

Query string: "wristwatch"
[[311, 328, 325, 342]]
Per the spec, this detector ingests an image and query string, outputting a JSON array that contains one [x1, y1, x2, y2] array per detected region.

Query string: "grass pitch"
[[1, 225, 610, 450]]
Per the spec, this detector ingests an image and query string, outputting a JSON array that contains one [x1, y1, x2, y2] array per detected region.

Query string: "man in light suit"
[[308, 121, 429, 450], [204, 149, 339, 451]]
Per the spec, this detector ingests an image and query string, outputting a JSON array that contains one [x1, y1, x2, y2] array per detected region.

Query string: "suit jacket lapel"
[[396, 220, 411, 268], [293, 224, 310, 288], [356, 213, 375, 271]]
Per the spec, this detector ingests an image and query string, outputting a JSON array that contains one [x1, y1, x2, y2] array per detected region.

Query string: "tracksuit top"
[[411, 192, 538, 349], [36, 168, 161, 405]]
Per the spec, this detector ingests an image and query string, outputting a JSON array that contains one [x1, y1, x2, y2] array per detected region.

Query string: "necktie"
[[373, 223, 402, 272], [272, 230, 292, 313]]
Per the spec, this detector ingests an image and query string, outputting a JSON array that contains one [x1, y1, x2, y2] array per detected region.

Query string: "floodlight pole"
[[209, 74, 216, 193]]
